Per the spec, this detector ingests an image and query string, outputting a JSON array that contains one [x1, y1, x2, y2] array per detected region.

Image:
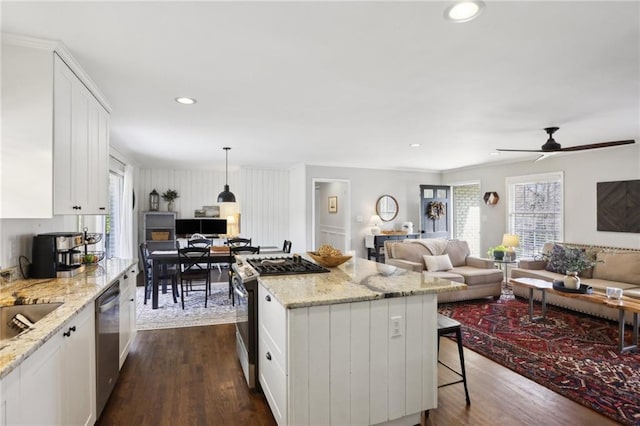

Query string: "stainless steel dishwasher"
[[95, 280, 120, 418]]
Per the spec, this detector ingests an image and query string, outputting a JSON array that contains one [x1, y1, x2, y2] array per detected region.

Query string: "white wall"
[[305, 166, 441, 258], [138, 166, 290, 248], [314, 181, 349, 251], [442, 144, 640, 254], [289, 164, 307, 254], [0, 216, 79, 270]]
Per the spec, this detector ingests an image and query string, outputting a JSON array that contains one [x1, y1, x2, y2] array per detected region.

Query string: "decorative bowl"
[[307, 252, 352, 268]]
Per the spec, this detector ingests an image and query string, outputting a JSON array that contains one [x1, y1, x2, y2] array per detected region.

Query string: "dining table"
[[148, 247, 231, 309]]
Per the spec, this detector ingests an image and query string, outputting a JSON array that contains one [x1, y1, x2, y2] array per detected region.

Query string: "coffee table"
[[511, 277, 639, 353], [510, 277, 553, 321]]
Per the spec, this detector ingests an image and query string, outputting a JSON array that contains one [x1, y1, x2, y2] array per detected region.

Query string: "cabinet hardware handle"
[[265, 295, 271, 302], [266, 352, 272, 361], [124, 275, 129, 279], [63, 330, 71, 337], [69, 326, 76, 333], [99, 207, 106, 210], [130, 298, 134, 302]]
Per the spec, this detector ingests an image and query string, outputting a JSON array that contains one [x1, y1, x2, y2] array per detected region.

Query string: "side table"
[[493, 259, 519, 284]]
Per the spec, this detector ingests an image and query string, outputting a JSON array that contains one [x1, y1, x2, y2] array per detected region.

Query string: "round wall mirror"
[[376, 195, 399, 222]]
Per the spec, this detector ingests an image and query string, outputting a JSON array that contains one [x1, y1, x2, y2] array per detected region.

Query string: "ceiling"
[[2, 1, 639, 171]]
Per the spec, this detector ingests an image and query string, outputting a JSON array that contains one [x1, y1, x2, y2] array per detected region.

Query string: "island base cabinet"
[[258, 285, 438, 426], [0, 304, 96, 426]]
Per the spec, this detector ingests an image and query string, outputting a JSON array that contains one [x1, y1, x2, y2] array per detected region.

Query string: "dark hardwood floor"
[[98, 323, 618, 426]]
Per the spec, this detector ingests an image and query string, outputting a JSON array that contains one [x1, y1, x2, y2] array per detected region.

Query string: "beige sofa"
[[511, 242, 640, 322], [384, 239, 503, 303]]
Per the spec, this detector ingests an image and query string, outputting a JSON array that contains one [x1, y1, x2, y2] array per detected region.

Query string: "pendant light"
[[217, 147, 236, 203]]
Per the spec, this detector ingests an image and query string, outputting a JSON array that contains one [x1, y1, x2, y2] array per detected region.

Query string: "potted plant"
[[487, 245, 508, 260], [161, 189, 179, 211]]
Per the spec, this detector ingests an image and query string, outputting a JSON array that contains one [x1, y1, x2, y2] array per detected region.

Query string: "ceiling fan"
[[497, 127, 635, 153]]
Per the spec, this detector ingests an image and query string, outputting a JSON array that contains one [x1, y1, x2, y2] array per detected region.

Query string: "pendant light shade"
[[217, 147, 236, 203]]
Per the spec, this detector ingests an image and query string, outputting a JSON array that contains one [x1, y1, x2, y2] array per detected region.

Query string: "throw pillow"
[[545, 244, 566, 273], [423, 254, 453, 272]]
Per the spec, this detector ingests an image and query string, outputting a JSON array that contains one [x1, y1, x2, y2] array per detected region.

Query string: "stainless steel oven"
[[232, 261, 258, 389]]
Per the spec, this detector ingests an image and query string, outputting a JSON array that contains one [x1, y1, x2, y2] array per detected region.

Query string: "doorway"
[[312, 179, 350, 252], [420, 185, 451, 239]]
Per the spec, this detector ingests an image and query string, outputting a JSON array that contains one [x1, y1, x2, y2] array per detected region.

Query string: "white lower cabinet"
[[119, 266, 138, 368], [258, 284, 438, 426], [0, 303, 96, 426]]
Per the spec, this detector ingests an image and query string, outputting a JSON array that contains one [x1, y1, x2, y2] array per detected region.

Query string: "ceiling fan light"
[[445, 1, 485, 23]]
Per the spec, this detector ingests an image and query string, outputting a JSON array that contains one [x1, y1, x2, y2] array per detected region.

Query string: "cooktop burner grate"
[[246, 256, 329, 276]]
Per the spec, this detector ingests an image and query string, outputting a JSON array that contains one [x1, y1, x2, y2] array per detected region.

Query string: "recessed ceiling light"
[[410, 143, 422, 148], [444, 1, 485, 23], [175, 97, 197, 105]]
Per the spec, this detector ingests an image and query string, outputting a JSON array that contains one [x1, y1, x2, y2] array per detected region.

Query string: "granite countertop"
[[0, 258, 136, 379], [257, 257, 466, 309]]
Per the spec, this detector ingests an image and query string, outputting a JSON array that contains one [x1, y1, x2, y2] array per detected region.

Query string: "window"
[[507, 172, 563, 258], [105, 157, 125, 259]]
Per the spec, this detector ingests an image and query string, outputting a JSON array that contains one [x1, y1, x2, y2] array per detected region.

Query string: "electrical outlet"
[[390, 315, 403, 338]]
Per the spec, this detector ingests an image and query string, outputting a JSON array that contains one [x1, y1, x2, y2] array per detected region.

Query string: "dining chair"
[[139, 242, 179, 304], [283, 240, 292, 253], [178, 247, 212, 309], [227, 237, 252, 248], [228, 245, 260, 305]]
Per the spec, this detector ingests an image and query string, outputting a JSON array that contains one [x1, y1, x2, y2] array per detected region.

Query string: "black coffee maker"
[[31, 232, 85, 278]]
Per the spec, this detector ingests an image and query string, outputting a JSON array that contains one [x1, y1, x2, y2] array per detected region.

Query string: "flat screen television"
[[175, 219, 201, 236], [200, 219, 227, 235]]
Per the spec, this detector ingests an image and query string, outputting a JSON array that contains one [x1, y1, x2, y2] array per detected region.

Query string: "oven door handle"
[[234, 286, 248, 299]]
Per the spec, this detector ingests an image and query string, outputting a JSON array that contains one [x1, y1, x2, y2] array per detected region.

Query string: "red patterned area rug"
[[439, 296, 640, 425]]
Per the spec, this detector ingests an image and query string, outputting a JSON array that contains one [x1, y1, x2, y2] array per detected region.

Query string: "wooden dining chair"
[[178, 247, 212, 309], [228, 245, 260, 305], [139, 242, 179, 304]]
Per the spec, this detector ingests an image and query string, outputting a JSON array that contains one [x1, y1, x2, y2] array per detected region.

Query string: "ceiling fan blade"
[[496, 148, 545, 152], [558, 140, 635, 152]]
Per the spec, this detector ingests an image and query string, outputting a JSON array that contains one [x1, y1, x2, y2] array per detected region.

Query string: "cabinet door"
[[86, 97, 109, 214], [53, 54, 75, 215], [119, 277, 132, 368], [62, 304, 96, 426], [0, 367, 21, 426], [20, 330, 64, 425]]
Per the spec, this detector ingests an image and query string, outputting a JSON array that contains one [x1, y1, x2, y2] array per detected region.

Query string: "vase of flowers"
[[161, 189, 179, 211], [563, 271, 581, 290], [561, 248, 597, 289]]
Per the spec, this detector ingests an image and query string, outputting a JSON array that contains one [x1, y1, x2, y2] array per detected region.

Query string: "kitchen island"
[[255, 257, 466, 426]]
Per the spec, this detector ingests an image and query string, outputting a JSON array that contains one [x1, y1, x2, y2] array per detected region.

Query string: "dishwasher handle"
[[97, 282, 120, 313], [98, 293, 119, 313]]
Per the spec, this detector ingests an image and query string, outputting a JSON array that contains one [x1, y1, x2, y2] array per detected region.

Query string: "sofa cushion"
[[545, 244, 566, 273], [423, 254, 453, 272], [444, 240, 470, 267], [423, 271, 465, 283], [593, 251, 640, 285], [391, 243, 429, 265], [450, 266, 503, 285]]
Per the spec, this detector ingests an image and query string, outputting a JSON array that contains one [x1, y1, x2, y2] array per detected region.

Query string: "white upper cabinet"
[[1, 34, 111, 218], [53, 54, 109, 214]]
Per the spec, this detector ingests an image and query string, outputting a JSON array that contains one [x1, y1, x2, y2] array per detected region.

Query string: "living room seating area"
[[384, 239, 503, 303], [511, 242, 640, 322]]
